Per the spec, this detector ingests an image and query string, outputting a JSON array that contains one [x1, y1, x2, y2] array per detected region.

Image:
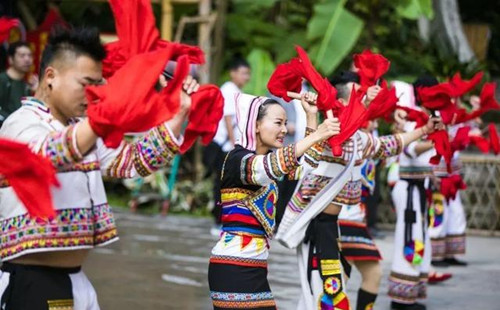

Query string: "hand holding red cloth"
[[353, 49, 390, 91], [488, 123, 500, 155], [180, 85, 224, 153], [0, 138, 59, 218], [86, 50, 189, 148], [395, 106, 429, 128], [440, 175, 466, 203], [366, 86, 399, 121], [427, 130, 453, 172], [416, 83, 453, 111]]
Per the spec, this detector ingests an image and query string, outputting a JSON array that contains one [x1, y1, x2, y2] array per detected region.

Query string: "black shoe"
[[444, 257, 468, 266], [391, 301, 426, 310], [431, 259, 450, 267]]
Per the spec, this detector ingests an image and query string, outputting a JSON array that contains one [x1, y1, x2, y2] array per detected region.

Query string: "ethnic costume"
[[278, 130, 403, 310], [208, 94, 318, 309], [429, 152, 467, 261], [388, 137, 433, 306], [0, 97, 182, 309]]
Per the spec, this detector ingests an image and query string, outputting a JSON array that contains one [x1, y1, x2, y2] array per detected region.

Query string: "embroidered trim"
[[209, 255, 267, 268]]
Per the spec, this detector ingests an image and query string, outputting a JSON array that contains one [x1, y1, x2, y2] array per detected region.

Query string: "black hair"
[[257, 99, 282, 121], [228, 58, 250, 71], [413, 75, 438, 105], [329, 70, 360, 100], [7, 41, 30, 58], [39, 26, 106, 79]]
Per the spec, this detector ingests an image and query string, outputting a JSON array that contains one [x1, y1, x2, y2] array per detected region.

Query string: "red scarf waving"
[[396, 106, 429, 129], [0, 139, 59, 218], [104, 0, 204, 78], [366, 86, 399, 121], [440, 175, 467, 203], [451, 126, 471, 152], [427, 130, 453, 172], [86, 50, 190, 148], [448, 72, 483, 97], [488, 123, 500, 155], [180, 85, 224, 153], [353, 49, 390, 91], [267, 59, 303, 102]]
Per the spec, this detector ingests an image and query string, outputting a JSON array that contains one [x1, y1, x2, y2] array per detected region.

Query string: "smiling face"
[[43, 53, 103, 123], [256, 103, 288, 151]]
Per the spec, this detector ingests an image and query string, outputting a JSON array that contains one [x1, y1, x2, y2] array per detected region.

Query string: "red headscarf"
[[0, 138, 59, 218]]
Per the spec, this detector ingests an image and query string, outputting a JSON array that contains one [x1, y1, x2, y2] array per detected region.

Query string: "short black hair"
[[413, 75, 438, 105], [257, 99, 281, 121], [7, 41, 31, 58], [39, 26, 106, 78], [229, 58, 250, 71], [330, 71, 360, 100]]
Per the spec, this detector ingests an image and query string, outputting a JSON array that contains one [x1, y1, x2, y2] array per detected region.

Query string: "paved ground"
[[85, 210, 500, 309]]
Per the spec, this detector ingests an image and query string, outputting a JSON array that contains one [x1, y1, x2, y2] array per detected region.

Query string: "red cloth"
[[427, 130, 453, 172], [469, 135, 490, 153], [489, 123, 500, 155], [479, 82, 500, 111], [0, 17, 20, 42], [0, 138, 59, 218], [104, 0, 204, 78], [451, 126, 470, 152], [86, 50, 189, 148], [267, 59, 303, 102], [294, 46, 342, 113], [396, 106, 429, 128], [416, 83, 453, 111], [180, 85, 224, 153], [448, 72, 483, 97], [328, 88, 369, 156], [440, 175, 466, 203], [366, 86, 398, 121], [353, 49, 390, 90]]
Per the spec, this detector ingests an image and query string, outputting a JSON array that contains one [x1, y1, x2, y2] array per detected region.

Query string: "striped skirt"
[[339, 220, 382, 261]]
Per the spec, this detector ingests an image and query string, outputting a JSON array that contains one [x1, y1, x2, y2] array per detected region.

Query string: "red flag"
[[267, 59, 303, 102], [448, 72, 483, 97], [180, 85, 224, 153], [86, 50, 189, 148], [0, 17, 21, 42], [488, 123, 500, 155], [353, 49, 390, 90], [0, 138, 59, 218]]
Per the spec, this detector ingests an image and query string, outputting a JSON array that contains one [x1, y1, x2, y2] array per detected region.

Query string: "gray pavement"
[[85, 210, 500, 310]]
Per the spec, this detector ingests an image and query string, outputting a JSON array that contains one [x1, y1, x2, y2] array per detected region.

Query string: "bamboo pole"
[[161, 0, 173, 41]]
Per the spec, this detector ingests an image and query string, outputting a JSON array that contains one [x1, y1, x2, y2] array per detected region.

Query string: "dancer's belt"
[[402, 178, 427, 265]]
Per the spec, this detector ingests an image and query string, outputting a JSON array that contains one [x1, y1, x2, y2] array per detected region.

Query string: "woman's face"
[[256, 104, 288, 150]]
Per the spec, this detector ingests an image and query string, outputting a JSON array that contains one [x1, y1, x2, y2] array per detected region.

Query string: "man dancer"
[[0, 27, 198, 309]]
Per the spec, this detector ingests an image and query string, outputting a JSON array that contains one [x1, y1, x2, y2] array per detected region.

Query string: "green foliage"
[[242, 49, 276, 96], [395, 0, 434, 20], [307, 0, 364, 75]]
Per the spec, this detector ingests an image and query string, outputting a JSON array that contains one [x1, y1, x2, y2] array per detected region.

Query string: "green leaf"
[[242, 49, 276, 96], [274, 31, 308, 64], [306, 0, 364, 75], [396, 0, 434, 20], [232, 0, 278, 14]]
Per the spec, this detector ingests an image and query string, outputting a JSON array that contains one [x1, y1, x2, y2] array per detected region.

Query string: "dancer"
[[0, 27, 199, 309], [208, 92, 340, 309]]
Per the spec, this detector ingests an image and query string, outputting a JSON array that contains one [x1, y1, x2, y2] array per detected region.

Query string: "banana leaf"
[[243, 48, 276, 96]]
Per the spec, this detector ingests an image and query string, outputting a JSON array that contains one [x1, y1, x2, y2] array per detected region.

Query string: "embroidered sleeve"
[[100, 122, 182, 178], [302, 127, 324, 168], [239, 144, 300, 186], [369, 133, 404, 160], [36, 124, 83, 169]]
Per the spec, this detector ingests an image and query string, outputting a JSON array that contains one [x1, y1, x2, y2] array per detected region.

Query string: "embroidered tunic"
[[0, 97, 181, 261]]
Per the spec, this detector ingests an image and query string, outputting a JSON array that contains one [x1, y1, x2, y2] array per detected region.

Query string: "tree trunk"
[[432, 0, 476, 63]]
